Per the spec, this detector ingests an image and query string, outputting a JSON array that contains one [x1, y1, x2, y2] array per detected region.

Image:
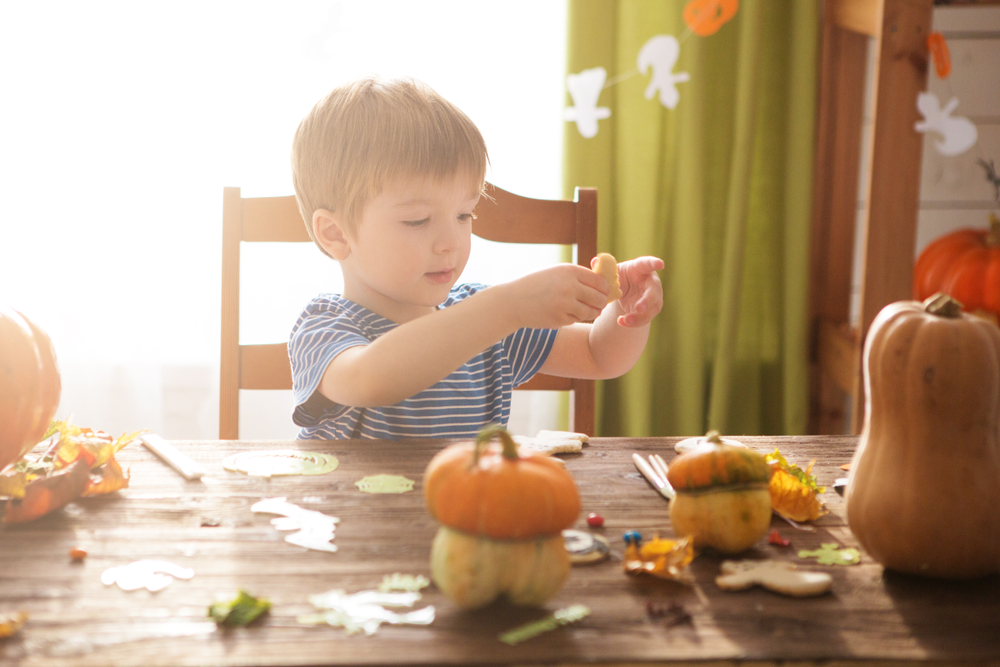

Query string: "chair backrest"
[[220, 182, 597, 439]]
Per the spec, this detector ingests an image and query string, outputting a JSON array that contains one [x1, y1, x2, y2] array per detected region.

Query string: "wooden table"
[[1, 436, 998, 666]]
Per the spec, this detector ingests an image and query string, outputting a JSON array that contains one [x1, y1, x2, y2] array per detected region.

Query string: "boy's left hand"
[[601, 256, 664, 328]]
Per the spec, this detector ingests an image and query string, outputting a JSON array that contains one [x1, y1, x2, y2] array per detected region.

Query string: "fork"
[[632, 453, 676, 500]]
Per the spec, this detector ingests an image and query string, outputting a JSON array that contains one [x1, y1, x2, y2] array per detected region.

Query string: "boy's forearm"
[[319, 286, 520, 407]]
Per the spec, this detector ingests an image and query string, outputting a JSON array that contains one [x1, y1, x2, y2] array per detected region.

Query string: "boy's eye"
[[458, 213, 476, 223], [402, 218, 429, 228]]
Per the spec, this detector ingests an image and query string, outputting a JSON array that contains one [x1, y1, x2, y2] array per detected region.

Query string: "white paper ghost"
[[563, 67, 612, 139], [914, 92, 978, 157], [251, 497, 340, 553], [637, 35, 690, 110]]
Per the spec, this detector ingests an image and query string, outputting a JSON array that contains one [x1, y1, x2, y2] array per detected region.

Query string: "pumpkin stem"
[[988, 212, 1000, 247], [704, 430, 723, 444], [473, 425, 519, 464], [923, 292, 963, 318]]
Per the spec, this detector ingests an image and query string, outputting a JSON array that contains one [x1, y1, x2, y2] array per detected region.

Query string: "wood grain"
[[2, 436, 998, 666]]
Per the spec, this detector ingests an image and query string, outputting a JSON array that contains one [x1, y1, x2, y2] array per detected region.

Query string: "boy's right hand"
[[503, 264, 609, 329]]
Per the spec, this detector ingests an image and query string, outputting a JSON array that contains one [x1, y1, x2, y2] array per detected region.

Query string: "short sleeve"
[[505, 326, 559, 387], [289, 299, 371, 425]]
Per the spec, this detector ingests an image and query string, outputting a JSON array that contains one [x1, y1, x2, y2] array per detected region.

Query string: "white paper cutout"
[[914, 92, 978, 157], [298, 589, 435, 635], [101, 560, 194, 592], [637, 35, 690, 109], [251, 497, 340, 553], [563, 67, 612, 138]]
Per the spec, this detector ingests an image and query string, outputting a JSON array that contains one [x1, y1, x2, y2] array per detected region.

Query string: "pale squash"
[[846, 294, 1000, 578], [423, 426, 580, 608], [666, 431, 773, 554]]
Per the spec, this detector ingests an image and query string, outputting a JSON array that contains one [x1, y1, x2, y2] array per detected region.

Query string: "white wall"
[[0, 1, 568, 440]]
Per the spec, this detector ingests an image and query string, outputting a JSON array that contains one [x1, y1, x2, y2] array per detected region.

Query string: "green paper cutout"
[[498, 605, 591, 646], [208, 589, 271, 627], [223, 450, 339, 478], [355, 474, 415, 494], [377, 573, 430, 592], [798, 543, 861, 565]]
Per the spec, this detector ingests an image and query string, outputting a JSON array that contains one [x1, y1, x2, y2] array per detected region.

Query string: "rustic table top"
[[1, 435, 998, 667]]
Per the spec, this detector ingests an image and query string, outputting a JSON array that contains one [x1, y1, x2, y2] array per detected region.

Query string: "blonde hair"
[[291, 76, 489, 255]]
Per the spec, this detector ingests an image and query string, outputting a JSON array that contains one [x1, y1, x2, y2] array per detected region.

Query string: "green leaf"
[[208, 590, 271, 627]]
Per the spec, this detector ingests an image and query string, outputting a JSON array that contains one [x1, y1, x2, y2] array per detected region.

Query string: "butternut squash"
[[845, 294, 1000, 578]]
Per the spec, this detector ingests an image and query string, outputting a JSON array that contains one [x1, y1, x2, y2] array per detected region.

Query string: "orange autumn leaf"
[[769, 467, 827, 522], [2, 459, 90, 524], [82, 455, 129, 497]]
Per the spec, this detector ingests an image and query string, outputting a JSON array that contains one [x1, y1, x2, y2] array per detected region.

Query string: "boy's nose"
[[433, 222, 461, 253]]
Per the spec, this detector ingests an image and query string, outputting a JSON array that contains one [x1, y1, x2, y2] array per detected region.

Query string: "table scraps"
[[798, 543, 861, 566], [250, 497, 339, 553], [622, 531, 694, 582], [101, 560, 194, 592], [223, 451, 339, 478], [355, 474, 415, 494], [0, 612, 28, 638], [377, 573, 430, 592], [298, 589, 435, 635], [208, 590, 272, 627], [498, 605, 591, 646]]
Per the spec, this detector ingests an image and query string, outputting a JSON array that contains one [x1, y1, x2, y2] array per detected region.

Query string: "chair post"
[[574, 187, 598, 436], [220, 187, 242, 439]]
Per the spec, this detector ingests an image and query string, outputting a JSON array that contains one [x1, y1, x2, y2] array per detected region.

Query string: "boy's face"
[[338, 172, 481, 323]]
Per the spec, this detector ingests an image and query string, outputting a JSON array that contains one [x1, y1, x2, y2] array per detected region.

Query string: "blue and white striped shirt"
[[289, 283, 557, 440]]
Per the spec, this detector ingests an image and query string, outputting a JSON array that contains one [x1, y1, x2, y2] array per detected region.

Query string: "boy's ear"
[[312, 209, 352, 260]]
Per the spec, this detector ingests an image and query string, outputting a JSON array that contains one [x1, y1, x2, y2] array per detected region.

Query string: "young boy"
[[289, 76, 663, 440]]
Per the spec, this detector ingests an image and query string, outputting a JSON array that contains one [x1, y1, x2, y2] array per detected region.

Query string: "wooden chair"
[[220, 183, 598, 439], [808, 0, 934, 434]]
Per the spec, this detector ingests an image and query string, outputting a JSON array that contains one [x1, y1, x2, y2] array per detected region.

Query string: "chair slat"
[[242, 196, 311, 243], [473, 184, 576, 245]]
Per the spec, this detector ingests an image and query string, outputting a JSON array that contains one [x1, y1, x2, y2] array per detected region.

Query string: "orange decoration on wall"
[[927, 32, 951, 79], [683, 0, 739, 37]]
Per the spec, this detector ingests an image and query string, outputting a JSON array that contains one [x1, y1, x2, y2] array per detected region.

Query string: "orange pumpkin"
[[423, 426, 580, 608], [0, 306, 61, 471], [914, 213, 1000, 321], [423, 426, 580, 540]]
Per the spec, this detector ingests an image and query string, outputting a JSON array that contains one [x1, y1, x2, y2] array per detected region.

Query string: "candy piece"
[[586, 513, 604, 528], [715, 559, 832, 597], [69, 547, 88, 561], [593, 253, 623, 303]]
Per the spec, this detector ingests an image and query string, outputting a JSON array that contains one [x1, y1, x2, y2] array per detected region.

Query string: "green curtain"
[[564, 0, 819, 437]]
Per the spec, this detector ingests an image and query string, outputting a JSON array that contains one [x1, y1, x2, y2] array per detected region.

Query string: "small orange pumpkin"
[[914, 213, 1000, 322], [423, 426, 580, 540], [423, 426, 580, 608], [0, 306, 61, 471]]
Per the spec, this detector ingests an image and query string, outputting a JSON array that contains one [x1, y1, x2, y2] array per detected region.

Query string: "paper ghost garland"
[[915, 92, 978, 157], [637, 35, 689, 110], [564, 0, 739, 138], [563, 67, 612, 139]]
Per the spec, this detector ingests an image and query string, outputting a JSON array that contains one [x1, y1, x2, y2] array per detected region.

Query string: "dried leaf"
[[0, 612, 28, 638], [2, 459, 90, 524], [799, 543, 861, 566], [624, 535, 695, 582], [0, 471, 29, 500], [81, 455, 129, 497], [766, 449, 827, 523]]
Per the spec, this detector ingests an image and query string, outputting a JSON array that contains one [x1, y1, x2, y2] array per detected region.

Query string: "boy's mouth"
[[425, 269, 454, 284]]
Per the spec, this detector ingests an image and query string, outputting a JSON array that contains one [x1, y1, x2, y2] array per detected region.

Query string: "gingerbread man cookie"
[[715, 559, 832, 597]]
